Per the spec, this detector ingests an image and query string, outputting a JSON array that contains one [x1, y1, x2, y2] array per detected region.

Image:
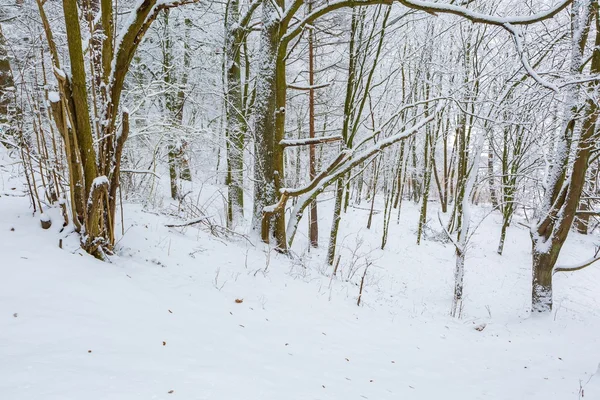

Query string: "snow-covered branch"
[[398, 0, 572, 26], [279, 135, 343, 148], [282, 102, 445, 246]]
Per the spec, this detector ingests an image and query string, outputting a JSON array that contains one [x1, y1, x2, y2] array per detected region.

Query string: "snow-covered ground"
[[1, 152, 600, 399]]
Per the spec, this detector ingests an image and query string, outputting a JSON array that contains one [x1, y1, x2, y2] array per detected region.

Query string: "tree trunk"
[[225, 0, 246, 227], [307, 3, 318, 247], [531, 247, 557, 313], [487, 138, 498, 208], [252, 1, 281, 241], [530, 0, 598, 312], [39, 0, 198, 257], [327, 177, 345, 265], [0, 24, 15, 130]]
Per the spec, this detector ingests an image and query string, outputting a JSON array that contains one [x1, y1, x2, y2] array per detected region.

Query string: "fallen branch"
[[121, 169, 161, 179], [165, 216, 212, 228]]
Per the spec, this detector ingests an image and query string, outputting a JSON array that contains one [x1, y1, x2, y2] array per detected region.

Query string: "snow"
[[47, 91, 60, 103], [1, 147, 600, 399], [92, 175, 109, 188], [279, 135, 343, 147], [53, 67, 66, 80]]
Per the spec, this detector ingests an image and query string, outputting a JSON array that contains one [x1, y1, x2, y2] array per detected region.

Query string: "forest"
[[1, 0, 599, 398]]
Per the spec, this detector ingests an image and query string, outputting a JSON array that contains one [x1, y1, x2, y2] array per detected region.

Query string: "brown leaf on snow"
[[235, 299, 244, 304], [163, 341, 166, 346], [474, 323, 487, 332], [168, 390, 174, 394]]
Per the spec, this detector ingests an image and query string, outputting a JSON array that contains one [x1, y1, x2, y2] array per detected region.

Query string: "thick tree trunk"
[[252, 0, 287, 250], [530, 1, 599, 311], [225, 0, 246, 227], [531, 247, 557, 312]]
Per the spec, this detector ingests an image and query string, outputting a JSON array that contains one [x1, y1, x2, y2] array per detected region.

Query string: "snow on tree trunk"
[[225, 0, 247, 227]]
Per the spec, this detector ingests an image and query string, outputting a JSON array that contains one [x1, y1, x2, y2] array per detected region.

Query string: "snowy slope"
[[1, 153, 600, 399]]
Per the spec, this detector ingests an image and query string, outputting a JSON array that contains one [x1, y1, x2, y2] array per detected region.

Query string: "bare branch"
[[287, 82, 331, 90], [554, 255, 600, 274]]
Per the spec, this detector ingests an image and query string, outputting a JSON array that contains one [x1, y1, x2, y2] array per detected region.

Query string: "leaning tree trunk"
[[530, 0, 598, 312]]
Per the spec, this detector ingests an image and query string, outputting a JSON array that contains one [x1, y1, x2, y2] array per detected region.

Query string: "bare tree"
[[37, 0, 198, 258]]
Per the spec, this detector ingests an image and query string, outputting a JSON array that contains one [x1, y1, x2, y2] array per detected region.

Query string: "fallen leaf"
[[168, 390, 174, 394], [88, 350, 92, 353], [235, 299, 243, 304], [162, 341, 166, 346]]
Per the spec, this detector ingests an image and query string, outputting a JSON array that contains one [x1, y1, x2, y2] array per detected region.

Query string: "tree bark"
[[225, 0, 246, 226], [0, 24, 14, 130], [307, 1, 319, 247]]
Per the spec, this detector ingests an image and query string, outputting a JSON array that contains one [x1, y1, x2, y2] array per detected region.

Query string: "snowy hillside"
[[2, 1, 600, 397], [2, 151, 599, 400]]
